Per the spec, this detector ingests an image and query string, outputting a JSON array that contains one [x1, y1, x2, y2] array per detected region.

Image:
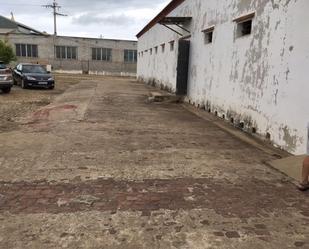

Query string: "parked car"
[[13, 63, 55, 89], [0, 61, 13, 94]]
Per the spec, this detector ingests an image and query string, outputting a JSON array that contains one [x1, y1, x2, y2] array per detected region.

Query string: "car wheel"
[[2, 87, 11, 94], [49, 85, 55, 90], [21, 79, 27, 89]]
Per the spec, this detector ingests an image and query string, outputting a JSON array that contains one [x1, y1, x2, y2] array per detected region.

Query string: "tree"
[[0, 40, 16, 64]]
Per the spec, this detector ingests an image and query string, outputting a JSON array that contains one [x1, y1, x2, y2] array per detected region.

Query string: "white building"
[[137, 0, 309, 155]]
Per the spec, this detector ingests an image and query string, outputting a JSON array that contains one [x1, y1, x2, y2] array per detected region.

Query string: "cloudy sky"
[[0, 0, 170, 40]]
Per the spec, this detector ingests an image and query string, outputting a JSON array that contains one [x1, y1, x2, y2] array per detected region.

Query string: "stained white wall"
[[137, 24, 179, 91], [137, 0, 309, 155]]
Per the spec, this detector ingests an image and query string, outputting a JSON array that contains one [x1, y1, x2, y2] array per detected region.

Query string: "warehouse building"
[[0, 15, 137, 75], [137, 0, 309, 155]]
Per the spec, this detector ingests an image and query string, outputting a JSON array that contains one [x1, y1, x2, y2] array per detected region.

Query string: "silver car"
[[0, 61, 13, 94]]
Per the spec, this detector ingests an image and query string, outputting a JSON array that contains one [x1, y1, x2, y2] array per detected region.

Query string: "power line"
[[42, 0, 67, 36]]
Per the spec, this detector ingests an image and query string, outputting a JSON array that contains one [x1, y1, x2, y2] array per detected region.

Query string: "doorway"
[[176, 39, 190, 95]]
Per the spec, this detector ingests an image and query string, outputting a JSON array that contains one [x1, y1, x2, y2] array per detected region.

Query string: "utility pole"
[[42, 0, 67, 36]]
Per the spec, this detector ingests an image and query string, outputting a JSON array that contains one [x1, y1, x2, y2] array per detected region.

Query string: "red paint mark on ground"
[[31, 104, 77, 120]]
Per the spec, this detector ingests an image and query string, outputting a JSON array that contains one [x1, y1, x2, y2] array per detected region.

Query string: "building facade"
[[0, 16, 137, 75], [137, 0, 309, 155]]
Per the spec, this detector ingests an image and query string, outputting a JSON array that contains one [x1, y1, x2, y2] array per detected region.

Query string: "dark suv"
[[13, 63, 55, 89], [0, 61, 13, 94]]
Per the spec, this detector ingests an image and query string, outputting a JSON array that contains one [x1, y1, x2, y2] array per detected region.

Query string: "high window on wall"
[[202, 26, 215, 44], [161, 44, 165, 53], [15, 44, 38, 58], [169, 41, 175, 51], [55, 46, 77, 59], [124, 49, 137, 63], [92, 48, 112, 61], [155, 46, 158, 54], [234, 12, 255, 38]]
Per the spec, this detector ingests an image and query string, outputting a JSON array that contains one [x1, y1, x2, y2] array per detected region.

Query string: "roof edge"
[[0, 15, 48, 36], [57, 35, 137, 43], [136, 0, 186, 38]]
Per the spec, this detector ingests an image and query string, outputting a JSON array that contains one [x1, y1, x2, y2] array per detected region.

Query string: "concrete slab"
[[148, 91, 182, 103], [0, 76, 308, 249], [268, 155, 306, 182]]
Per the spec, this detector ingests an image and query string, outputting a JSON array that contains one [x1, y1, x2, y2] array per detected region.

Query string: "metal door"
[[176, 39, 190, 95]]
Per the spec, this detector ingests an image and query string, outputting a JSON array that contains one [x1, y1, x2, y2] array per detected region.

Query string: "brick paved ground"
[[0, 75, 308, 249]]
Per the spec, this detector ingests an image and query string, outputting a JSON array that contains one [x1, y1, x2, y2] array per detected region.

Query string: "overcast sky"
[[0, 0, 169, 40]]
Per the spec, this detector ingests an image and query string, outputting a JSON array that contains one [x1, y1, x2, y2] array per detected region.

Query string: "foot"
[[297, 183, 309, 191]]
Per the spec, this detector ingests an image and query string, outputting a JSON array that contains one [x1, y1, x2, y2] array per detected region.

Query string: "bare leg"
[[301, 156, 309, 184], [298, 156, 309, 191]]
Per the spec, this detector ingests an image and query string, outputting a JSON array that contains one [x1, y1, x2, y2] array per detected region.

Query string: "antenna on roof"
[[42, 0, 67, 36], [10, 12, 15, 21]]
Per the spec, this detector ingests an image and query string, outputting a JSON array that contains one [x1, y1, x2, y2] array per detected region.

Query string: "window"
[[155, 46, 158, 54], [234, 12, 255, 38], [169, 41, 175, 51], [202, 26, 214, 44], [161, 44, 165, 53], [124, 49, 137, 63], [21, 44, 26, 57], [55, 46, 77, 59], [92, 48, 112, 61], [150, 48, 152, 55], [237, 20, 252, 37], [22, 65, 47, 74], [15, 44, 38, 58]]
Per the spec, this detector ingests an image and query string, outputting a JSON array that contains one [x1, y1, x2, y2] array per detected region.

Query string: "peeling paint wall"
[[137, 0, 309, 155], [137, 25, 179, 92]]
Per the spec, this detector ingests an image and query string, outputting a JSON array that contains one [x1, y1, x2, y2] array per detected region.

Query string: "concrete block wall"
[[0, 34, 137, 75]]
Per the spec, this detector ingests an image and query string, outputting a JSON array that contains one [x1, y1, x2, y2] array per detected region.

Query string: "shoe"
[[297, 183, 309, 191]]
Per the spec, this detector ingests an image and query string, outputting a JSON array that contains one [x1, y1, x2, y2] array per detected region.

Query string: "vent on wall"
[[202, 26, 215, 44], [161, 43, 165, 53], [169, 40, 175, 51], [233, 12, 255, 38]]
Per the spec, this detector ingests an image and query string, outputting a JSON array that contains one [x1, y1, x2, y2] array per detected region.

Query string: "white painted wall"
[[137, 23, 180, 92], [137, 0, 309, 155]]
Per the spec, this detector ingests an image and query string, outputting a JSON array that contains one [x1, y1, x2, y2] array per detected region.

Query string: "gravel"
[[0, 74, 80, 132]]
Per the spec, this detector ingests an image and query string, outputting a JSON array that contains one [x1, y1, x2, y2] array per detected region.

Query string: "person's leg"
[[301, 156, 309, 184], [298, 156, 309, 191]]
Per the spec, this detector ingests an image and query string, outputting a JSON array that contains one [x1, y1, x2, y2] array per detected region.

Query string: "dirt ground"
[[0, 74, 308, 249], [0, 74, 104, 133]]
